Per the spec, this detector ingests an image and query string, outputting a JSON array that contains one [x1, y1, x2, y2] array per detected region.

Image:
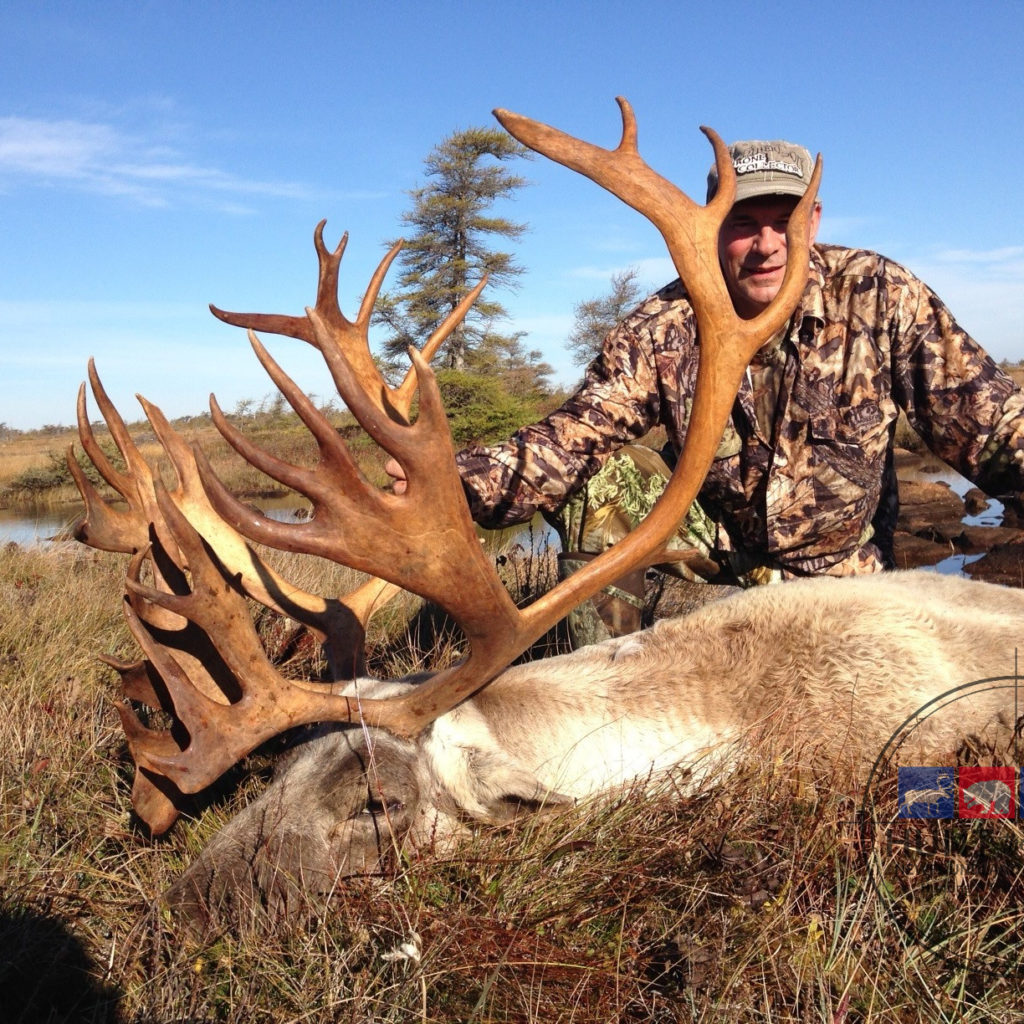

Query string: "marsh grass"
[[0, 412, 392, 516], [2, 542, 1024, 1022]]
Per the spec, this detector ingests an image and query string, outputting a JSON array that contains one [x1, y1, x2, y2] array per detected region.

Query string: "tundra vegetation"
[[3, 540, 1024, 1022]]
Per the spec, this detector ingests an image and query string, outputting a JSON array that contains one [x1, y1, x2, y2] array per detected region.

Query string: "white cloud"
[[933, 245, 1024, 266], [566, 256, 676, 288], [898, 247, 1024, 362], [0, 117, 117, 176], [0, 115, 345, 207]]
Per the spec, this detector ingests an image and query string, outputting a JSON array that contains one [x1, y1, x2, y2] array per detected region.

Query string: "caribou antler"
[[70, 367, 398, 831], [71, 360, 395, 678], [73, 228, 484, 826], [85, 98, 820, 806]]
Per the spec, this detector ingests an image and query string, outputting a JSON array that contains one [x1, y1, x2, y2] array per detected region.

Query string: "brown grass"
[[0, 410, 395, 516], [2, 541, 1023, 1022]]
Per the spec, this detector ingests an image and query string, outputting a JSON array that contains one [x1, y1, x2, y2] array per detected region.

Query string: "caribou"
[[70, 100, 1024, 928]]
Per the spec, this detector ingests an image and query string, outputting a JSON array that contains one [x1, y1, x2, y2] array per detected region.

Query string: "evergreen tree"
[[375, 127, 531, 372], [467, 330, 555, 402], [566, 268, 645, 367]]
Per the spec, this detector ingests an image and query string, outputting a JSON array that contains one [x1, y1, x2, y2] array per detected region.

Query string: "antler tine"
[[103, 543, 238, 835], [66, 433, 143, 554], [101, 652, 189, 836], [392, 276, 490, 413], [76, 364, 134, 502], [68, 364, 161, 554]]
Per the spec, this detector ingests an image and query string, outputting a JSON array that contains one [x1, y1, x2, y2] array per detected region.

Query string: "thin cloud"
[[0, 115, 352, 207], [890, 247, 1024, 361], [933, 245, 1024, 264]]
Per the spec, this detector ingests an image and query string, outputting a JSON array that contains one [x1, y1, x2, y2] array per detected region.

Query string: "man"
[[438, 139, 1024, 588]]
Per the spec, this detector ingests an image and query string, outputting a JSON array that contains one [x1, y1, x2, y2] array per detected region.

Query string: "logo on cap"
[[734, 154, 803, 178]]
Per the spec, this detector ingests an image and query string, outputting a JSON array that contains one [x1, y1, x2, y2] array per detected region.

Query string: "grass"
[[4, 375, 1024, 1021], [0, 409, 391, 511], [2, 541, 1024, 1023]]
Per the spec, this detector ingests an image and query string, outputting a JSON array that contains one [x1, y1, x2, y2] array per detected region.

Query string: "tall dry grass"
[[0, 411, 391, 513], [2, 541, 1023, 1022]]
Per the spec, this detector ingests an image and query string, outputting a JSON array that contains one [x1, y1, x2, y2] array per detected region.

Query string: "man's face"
[[718, 196, 821, 320]]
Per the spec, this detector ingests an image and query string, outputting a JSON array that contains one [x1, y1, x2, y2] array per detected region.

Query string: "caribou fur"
[[167, 570, 1023, 927]]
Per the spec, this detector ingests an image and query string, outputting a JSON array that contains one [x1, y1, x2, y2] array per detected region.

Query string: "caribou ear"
[[459, 748, 574, 824]]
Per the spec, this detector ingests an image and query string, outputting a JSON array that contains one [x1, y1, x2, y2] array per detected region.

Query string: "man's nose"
[[751, 225, 783, 254]]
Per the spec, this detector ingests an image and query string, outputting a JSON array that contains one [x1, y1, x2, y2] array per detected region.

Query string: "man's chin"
[[735, 283, 783, 318]]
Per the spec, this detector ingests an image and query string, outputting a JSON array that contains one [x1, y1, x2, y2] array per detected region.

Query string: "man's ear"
[[460, 748, 575, 824], [809, 201, 822, 245]]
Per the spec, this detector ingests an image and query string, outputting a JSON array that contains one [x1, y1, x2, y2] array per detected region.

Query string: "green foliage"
[[3, 446, 111, 499], [465, 330, 554, 402], [567, 266, 645, 367], [374, 126, 531, 371], [435, 368, 539, 446]]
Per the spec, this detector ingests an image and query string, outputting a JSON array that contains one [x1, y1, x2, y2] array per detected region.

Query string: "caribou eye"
[[363, 797, 403, 817]]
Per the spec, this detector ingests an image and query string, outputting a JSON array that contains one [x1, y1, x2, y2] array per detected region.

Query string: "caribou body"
[[166, 570, 1023, 924]]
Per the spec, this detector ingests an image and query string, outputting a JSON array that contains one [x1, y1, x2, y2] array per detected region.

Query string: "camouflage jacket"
[[456, 244, 1024, 578]]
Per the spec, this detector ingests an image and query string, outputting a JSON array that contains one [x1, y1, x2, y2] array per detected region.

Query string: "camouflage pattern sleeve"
[[455, 294, 669, 529], [891, 268, 1024, 496], [456, 246, 1024, 570]]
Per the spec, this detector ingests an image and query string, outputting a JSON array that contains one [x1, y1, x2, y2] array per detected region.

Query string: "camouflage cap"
[[706, 140, 814, 204]]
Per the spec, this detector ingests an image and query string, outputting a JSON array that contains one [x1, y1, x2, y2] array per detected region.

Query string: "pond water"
[[0, 497, 334, 547], [0, 504, 82, 546], [0, 456, 1001, 577], [899, 451, 1003, 523], [895, 452, 1004, 576]]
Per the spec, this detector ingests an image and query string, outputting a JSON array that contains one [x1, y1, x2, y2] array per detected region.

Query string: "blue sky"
[[2, 0, 1022, 430]]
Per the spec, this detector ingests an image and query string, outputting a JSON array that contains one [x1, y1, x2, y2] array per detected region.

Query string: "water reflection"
[[0, 456, 997, 581], [0, 505, 80, 546], [899, 451, 1005, 524]]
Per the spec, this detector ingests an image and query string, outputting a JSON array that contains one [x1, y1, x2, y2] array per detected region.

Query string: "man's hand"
[[384, 458, 408, 495]]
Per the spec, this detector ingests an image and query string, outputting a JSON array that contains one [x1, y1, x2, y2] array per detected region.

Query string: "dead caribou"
[[70, 100, 1024, 928]]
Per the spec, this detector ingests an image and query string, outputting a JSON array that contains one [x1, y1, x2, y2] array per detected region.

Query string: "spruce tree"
[[375, 127, 530, 371], [566, 268, 645, 367]]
